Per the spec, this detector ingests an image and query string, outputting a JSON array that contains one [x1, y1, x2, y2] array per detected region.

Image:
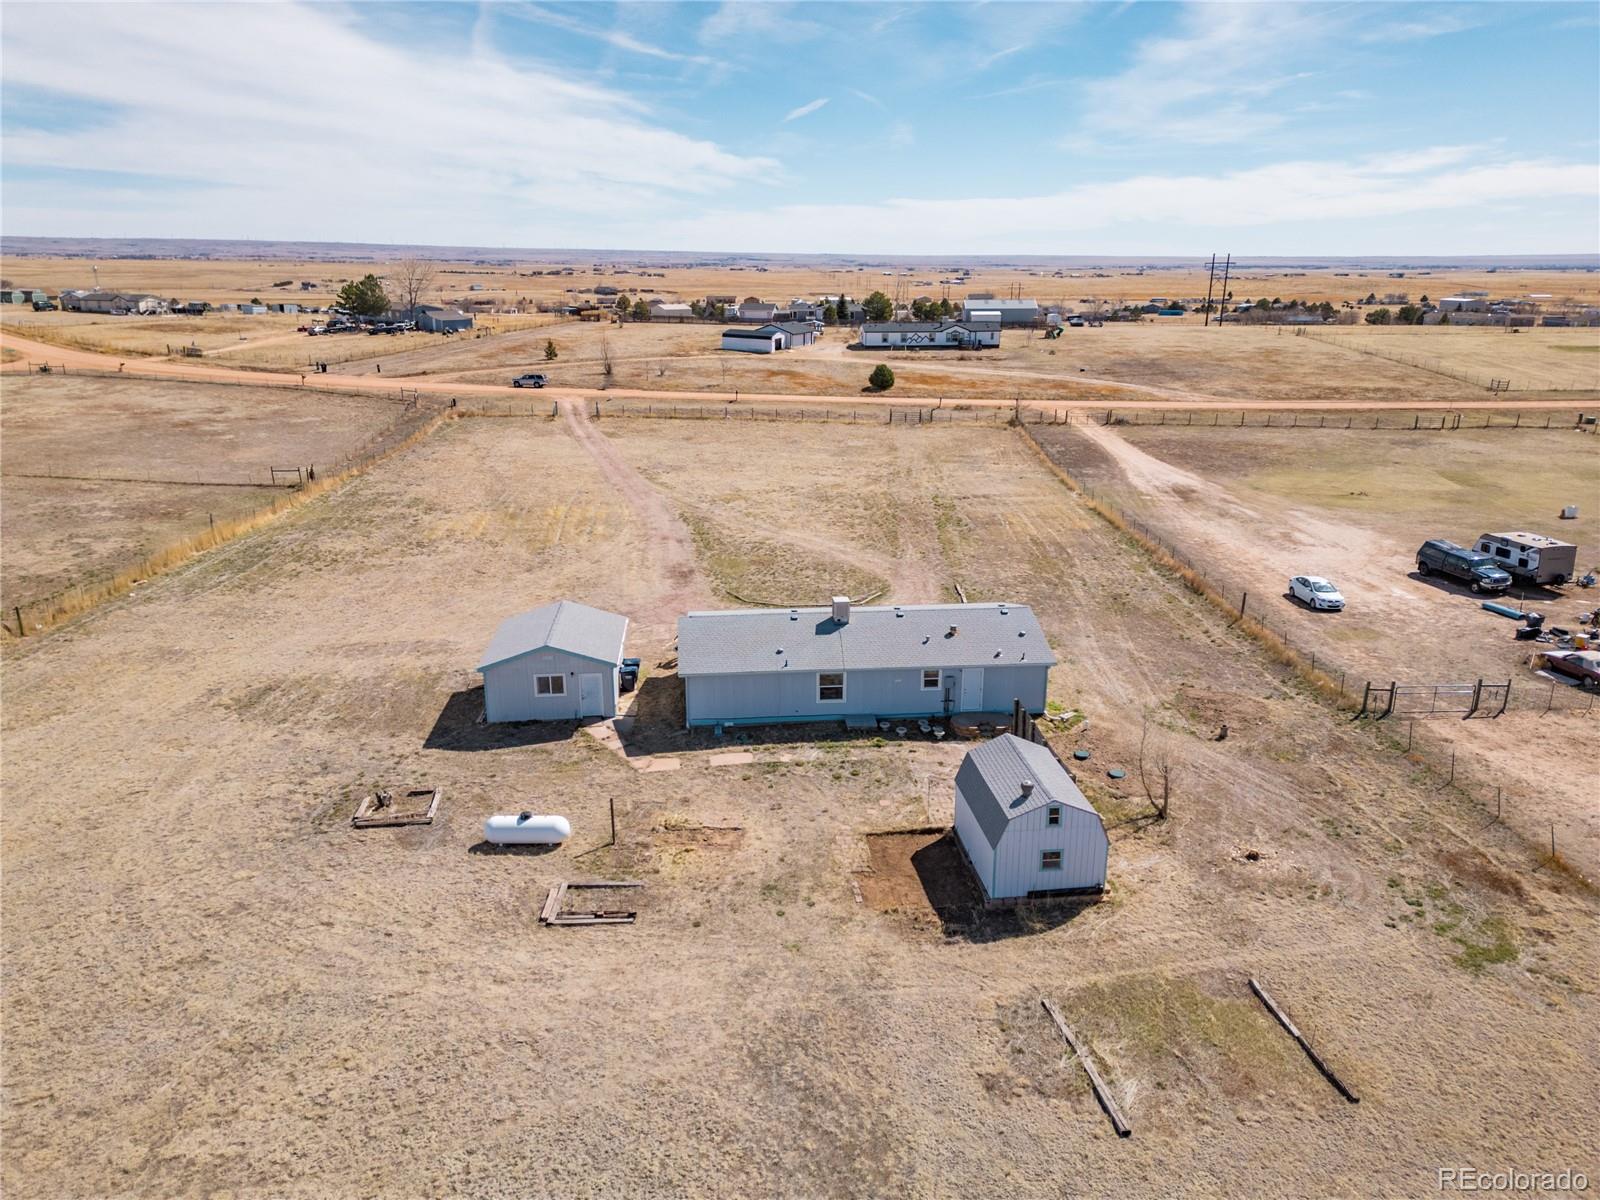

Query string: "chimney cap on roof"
[[832, 596, 850, 624]]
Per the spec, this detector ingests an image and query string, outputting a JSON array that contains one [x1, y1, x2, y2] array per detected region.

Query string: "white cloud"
[[0, 2, 776, 241], [848, 88, 887, 110], [502, 4, 721, 66], [783, 97, 830, 122], [1079, 4, 1340, 144], [699, 2, 823, 45], [650, 150, 1600, 253]]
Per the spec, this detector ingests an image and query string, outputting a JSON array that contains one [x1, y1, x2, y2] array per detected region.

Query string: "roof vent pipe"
[[832, 596, 850, 624], [1021, 780, 1034, 797], [948, 624, 958, 637]]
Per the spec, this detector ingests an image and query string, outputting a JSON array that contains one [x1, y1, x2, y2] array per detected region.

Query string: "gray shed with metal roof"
[[478, 600, 628, 722], [953, 734, 1107, 900], [676, 598, 1054, 729]]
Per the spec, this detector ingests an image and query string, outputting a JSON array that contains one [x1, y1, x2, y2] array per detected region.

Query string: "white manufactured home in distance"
[[859, 320, 1000, 349], [478, 600, 629, 722], [954, 734, 1108, 901], [676, 598, 1054, 729]]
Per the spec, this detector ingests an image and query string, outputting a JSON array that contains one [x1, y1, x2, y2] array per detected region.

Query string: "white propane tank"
[[484, 812, 571, 845]]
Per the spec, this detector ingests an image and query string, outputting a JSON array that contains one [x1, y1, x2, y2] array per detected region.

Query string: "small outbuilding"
[[953, 734, 1108, 902], [478, 600, 629, 722], [721, 326, 783, 353], [416, 305, 474, 333]]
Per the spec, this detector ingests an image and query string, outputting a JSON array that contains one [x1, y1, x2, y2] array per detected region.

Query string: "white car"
[[1289, 575, 1345, 611]]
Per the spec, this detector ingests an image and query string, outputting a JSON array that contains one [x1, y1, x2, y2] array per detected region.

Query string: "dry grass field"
[[3, 411, 1597, 1198], [0, 375, 411, 611], [1032, 419, 1600, 876], [1307, 325, 1600, 392], [363, 318, 1600, 407]]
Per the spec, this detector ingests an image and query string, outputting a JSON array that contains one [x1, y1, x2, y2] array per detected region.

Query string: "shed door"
[[959, 668, 984, 712], [578, 673, 604, 717]]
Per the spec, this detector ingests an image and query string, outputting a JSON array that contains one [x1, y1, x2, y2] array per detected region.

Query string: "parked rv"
[[1474, 531, 1578, 586], [1415, 539, 1512, 593]]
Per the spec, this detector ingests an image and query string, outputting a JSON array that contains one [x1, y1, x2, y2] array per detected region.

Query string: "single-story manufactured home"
[[859, 320, 1000, 349], [953, 734, 1108, 901], [478, 599, 629, 722], [676, 599, 1054, 729]]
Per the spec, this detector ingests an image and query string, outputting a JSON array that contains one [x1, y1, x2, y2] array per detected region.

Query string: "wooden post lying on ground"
[[1248, 978, 1359, 1103], [1040, 998, 1131, 1137]]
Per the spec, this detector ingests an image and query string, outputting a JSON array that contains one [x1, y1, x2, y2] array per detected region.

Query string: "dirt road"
[[559, 399, 711, 641], [3, 329, 1583, 414]]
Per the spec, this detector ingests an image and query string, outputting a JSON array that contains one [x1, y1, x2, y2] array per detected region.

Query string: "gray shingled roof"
[[957, 734, 1095, 849], [478, 600, 628, 671], [676, 603, 1055, 677]]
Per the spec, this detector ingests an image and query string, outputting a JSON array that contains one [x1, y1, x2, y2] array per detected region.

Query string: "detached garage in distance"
[[954, 734, 1108, 902], [478, 600, 629, 722]]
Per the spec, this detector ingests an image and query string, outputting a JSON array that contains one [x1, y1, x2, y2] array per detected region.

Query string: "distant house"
[[594, 285, 620, 297], [1438, 296, 1489, 314], [953, 734, 1108, 902], [300, 281, 316, 290], [416, 305, 474, 332], [478, 600, 629, 723], [962, 298, 1038, 325], [236, 303, 268, 315], [705, 294, 737, 307], [732, 301, 778, 323], [268, 302, 299, 314], [74, 291, 168, 315], [676, 599, 1054, 729], [860, 320, 1000, 349]]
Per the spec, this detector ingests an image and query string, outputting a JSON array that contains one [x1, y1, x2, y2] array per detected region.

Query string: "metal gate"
[[1356, 679, 1510, 720]]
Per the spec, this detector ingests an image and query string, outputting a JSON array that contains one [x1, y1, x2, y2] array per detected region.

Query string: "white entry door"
[[578, 673, 604, 717], [958, 668, 984, 712]]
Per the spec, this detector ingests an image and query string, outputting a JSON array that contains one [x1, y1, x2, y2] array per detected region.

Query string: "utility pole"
[[1203, 254, 1218, 327], [1216, 254, 1231, 327]]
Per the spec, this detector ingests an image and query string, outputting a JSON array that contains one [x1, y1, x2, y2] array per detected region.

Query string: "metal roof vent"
[[1020, 779, 1034, 797], [994, 648, 1002, 658], [832, 596, 850, 624], [999, 604, 1009, 614], [947, 624, 958, 637]]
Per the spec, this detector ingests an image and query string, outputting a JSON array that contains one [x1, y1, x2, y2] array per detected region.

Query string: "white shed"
[[478, 600, 629, 722], [953, 734, 1107, 901]]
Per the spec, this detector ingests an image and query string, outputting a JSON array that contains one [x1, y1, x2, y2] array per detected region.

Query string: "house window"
[[1047, 806, 1061, 827], [535, 674, 566, 696], [922, 669, 941, 691], [1041, 850, 1063, 870], [817, 672, 845, 703]]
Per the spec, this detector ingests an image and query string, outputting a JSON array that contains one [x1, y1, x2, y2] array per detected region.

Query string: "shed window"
[[535, 674, 566, 696], [922, 669, 941, 690], [818, 672, 845, 703], [1041, 850, 1063, 870], [1046, 806, 1061, 827]]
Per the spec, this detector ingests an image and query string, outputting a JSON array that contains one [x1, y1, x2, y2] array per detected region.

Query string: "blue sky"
[[3, 1, 1597, 254]]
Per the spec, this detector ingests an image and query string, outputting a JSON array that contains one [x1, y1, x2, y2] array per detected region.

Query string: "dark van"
[[1416, 539, 1512, 593]]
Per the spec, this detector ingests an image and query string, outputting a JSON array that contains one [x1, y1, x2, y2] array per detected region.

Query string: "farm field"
[[0, 374, 412, 611], [1031, 419, 1600, 875], [3, 412, 1596, 1197]]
